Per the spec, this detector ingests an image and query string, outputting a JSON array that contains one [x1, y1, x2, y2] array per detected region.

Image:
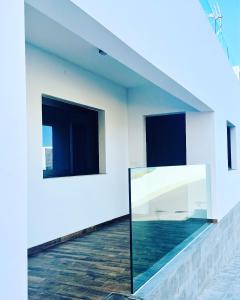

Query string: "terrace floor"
[[28, 217, 208, 299], [28, 219, 131, 300]]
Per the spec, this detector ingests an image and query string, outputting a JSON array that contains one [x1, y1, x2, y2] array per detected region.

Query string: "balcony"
[[29, 164, 212, 299]]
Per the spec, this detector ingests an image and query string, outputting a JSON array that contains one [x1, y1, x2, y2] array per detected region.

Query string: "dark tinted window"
[[227, 125, 232, 169], [42, 97, 99, 178], [146, 114, 186, 167]]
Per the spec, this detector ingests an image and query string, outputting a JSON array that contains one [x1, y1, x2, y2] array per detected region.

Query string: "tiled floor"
[[28, 220, 131, 300], [198, 250, 240, 300], [28, 218, 209, 299]]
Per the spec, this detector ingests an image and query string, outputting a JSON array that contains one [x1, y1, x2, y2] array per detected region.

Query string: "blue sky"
[[42, 125, 52, 147], [200, 0, 240, 66]]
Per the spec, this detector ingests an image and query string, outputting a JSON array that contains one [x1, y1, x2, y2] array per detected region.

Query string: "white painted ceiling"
[[25, 4, 147, 88]]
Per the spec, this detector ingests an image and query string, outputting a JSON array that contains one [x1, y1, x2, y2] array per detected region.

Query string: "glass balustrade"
[[199, 0, 240, 79], [129, 165, 212, 292]]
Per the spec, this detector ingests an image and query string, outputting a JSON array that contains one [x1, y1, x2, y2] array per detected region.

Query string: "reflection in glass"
[[42, 125, 53, 171], [42, 97, 100, 178], [129, 165, 211, 292]]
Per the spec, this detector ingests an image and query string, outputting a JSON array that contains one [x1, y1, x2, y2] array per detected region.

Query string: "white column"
[[0, 1, 27, 299], [186, 112, 216, 219]]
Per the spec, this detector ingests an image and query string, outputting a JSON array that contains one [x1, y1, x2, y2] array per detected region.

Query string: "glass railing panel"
[[199, 0, 240, 79], [129, 165, 211, 292]]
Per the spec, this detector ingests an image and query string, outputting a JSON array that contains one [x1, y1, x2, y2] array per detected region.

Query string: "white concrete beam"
[[25, 0, 211, 112]]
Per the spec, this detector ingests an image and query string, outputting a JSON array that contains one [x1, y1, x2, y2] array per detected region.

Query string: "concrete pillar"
[[0, 1, 27, 299]]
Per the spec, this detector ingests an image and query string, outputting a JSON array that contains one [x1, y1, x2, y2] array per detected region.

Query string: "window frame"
[[227, 121, 237, 171], [42, 95, 105, 178]]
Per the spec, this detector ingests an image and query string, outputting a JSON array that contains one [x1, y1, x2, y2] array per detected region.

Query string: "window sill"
[[43, 173, 107, 179], [228, 168, 238, 171]]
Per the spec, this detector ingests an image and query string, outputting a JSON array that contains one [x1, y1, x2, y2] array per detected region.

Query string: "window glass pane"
[[42, 125, 53, 171], [42, 97, 101, 178], [227, 126, 232, 169]]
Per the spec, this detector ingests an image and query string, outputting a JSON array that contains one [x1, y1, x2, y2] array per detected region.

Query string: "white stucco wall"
[[214, 113, 240, 219], [25, 0, 240, 248], [127, 85, 196, 168], [71, 0, 239, 111], [27, 43, 208, 248], [1, 1, 27, 299], [127, 88, 217, 218], [67, 0, 240, 220], [26, 44, 129, 248], [186, 112, 216, 218]]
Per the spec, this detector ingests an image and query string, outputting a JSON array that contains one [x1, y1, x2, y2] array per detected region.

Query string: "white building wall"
[[186, 112, 215, 167], [127, 84, 196, 168], [68, 0, 240, 220], [27, 43, 210, 248], [186, 112, 216, 218], [0, 1, 27, 299], [72, 0, 239, 111], [25, 0, 240, 248], [214, 113, 240, 219], [26, 44, 129, 248], [127, 88, 217, 219]]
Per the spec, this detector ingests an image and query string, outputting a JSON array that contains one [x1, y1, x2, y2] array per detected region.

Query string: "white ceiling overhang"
[[25, 0, 211, 111]]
